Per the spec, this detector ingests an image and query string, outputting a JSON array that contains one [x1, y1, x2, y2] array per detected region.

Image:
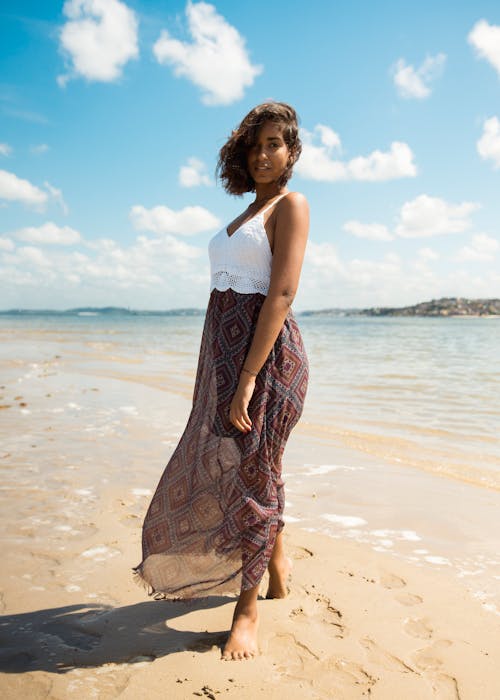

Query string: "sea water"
[[1, 310, 499, 612], [2, 310, 498, 483]]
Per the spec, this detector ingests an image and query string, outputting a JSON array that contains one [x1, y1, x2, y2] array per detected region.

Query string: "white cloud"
[[468, 19, 500, 77], [153, 1, 262, 105], [296, 125, 417, 182], [2, 107, 49, 125], [0, 169, 48, 207], [129, 204, 220, 235], [413, 247, 439, 274], [418, 247, 439, 261], [179, 157, 212, 187], [477, 116, 500, 168], [58, 0, 139, 85], [455, 233, 499, 262], [343, 220, 393, 241], [305, 240, 343, 273], [347, 143, 417, 181], [342, 195, 480, 244], [395, 194, 480, 238], [347, 254, 401, 288], [0, 143, 12, 156], [30, 144, 50, 155], [0, 231, 209, 309], [17, 246, 53, 268], [0, 170, 67, 212], [315, 125, 341, 149], [299, 238, 500, 310], [0, 237, 15, 251], [302, 243, 404, 306], [13, 222, 82, 245], [44, 182, 69, 215], [2, 229, 500, 311], [392, 54, 446, 99]]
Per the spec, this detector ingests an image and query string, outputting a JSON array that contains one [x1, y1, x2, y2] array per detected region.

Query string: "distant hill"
[[302, 297, 500, 317], [1, 298, 499, 318], [68, 306, 205, 316], [0, 306, 205, 317]]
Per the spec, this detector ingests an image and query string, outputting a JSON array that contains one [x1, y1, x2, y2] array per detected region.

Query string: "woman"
[[133, 102, 309, 661]]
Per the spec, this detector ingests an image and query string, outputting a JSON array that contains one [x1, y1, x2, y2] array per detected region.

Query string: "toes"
[[221, 648, 256, 660]]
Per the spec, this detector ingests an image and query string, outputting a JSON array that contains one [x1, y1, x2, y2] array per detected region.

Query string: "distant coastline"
[[0, 306, 205, 317], [0, 297, 499, 318], [300, 297, 500, 318]]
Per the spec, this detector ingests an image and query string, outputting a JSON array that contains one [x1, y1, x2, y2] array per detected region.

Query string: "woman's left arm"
[[229, 192, 309, 433]]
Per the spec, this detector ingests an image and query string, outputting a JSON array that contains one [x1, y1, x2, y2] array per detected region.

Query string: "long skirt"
[[132, 288, 309, 598]]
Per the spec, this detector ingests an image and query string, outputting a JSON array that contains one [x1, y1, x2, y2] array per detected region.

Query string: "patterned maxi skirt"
[[132, 288, 309, 598]]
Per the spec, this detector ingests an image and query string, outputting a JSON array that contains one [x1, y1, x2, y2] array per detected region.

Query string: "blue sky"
[[1, 0, 499, 310]]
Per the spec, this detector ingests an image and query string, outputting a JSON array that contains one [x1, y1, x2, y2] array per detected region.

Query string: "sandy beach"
[[1, 322, 500, 699]]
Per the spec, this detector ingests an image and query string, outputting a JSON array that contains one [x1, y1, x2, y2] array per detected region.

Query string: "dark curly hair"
[[217, 102, 302, 195]]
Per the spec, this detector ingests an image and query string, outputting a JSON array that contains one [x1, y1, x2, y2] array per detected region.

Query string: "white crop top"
[[208, 194, 287, 295]]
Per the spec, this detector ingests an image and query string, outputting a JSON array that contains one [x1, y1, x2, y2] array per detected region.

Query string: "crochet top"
[[208, 194, 286, 295]]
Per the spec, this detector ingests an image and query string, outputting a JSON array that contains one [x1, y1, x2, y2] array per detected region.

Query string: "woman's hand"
[[229, 374, 256, 433]]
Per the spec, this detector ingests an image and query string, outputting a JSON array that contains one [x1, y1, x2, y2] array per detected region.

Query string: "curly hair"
[[217, 102, 302, 195]]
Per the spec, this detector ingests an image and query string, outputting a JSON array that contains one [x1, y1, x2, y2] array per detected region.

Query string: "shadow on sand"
[[0, 596, 234, 673]]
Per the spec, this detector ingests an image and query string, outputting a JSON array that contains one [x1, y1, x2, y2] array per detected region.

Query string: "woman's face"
[[246, 121, 290, 186]]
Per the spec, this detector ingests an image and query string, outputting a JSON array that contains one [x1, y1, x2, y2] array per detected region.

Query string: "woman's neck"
[[253, 184, 287, 205]]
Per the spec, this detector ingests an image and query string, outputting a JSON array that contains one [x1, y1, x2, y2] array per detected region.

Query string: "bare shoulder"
[[278, 191, 309, 214], [271, 192, 309, 256], [275, 192, 309, 237]]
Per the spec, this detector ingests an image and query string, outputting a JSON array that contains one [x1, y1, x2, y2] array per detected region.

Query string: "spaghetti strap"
[[260, 193, 288, 216]]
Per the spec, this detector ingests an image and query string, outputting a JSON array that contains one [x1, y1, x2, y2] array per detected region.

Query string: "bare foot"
[[221, 607, 259, 660], [266, 555, 292, 599]]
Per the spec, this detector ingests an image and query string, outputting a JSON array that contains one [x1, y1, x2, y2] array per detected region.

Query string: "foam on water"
[[131, 488, 152, 497], [424, 555, 452, 565], [370, 529, 421, 542], [322, 513, 368, 527], [120, 405, 138, 415], [283, 514, 301, 523], [301, 463, 366, 476], [81, 545, 120, 561]]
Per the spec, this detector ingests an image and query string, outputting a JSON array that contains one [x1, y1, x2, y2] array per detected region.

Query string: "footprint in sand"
[[274, 635, 377, 697], [380, 573, 407, 589], [323, 657, 377, 691], [360, 637, 416, 674], [412, 640, 452, 672], [308, 656, 377, 697], [381, 572, 423, 607], [403, 617, 433, 639], [291, 587, 344, 638], [273, 631, 320, 674], [429, 672, 460, 699], [288, 545, 314, 560], [395, 592, 424, 606]]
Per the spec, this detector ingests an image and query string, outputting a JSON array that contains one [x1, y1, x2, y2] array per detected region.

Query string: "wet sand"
[[1, 332, 499, 698]]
